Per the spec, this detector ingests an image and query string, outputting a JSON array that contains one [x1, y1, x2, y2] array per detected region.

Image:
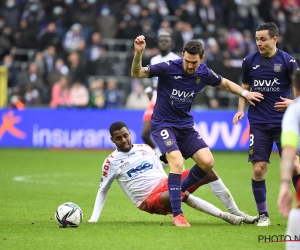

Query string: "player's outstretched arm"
[[88, 188, 109, 222], [278, 145, 296, 217], [131, 35, 150, 78], [219, 78, 264, 106]]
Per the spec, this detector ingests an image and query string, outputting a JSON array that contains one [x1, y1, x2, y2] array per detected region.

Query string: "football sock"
[[185, 193, 222, 218], [168, 173, 183, 217], [181, 165, 208, 192], [208, 178, 239, 214], [252, 179, 268, 217], [292, 174, 300, 189], [286, 208, 300, 250]]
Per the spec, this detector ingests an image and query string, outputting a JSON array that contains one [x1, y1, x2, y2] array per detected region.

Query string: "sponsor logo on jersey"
[[126, 161, 153, 178], [174, 76, 182, 79], [196, 76, 201, 84], [253, 78, 280, 86], [274, 64, 282, 72], [171, 89, 195, 98], [164, 139, 173, 147], [252, 65, 260, 69]]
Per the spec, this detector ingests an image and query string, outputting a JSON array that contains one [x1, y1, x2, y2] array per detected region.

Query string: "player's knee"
[[168, 158, 184, 171], [252, 162, 267, 178], [198, 158, 214, 172]]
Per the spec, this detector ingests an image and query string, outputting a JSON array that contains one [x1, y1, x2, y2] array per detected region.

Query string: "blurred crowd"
[[1, 0, 300, 109]]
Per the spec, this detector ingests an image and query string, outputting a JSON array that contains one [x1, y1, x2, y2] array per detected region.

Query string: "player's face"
[[255, 30, 278, 57], [111, 127, 132, 152], [158, 37, 172, 53], [182, 52, 203, 75]]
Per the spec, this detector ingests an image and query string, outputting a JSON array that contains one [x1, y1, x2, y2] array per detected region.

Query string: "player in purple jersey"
[[131, 35, 263, 227], [233, 22, 300, 226]]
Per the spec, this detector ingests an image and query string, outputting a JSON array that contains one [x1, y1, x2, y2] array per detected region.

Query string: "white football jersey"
[[89, 144, 167, 222]]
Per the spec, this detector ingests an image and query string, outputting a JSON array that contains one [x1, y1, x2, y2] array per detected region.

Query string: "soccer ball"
[[55, 202, 83, 228]]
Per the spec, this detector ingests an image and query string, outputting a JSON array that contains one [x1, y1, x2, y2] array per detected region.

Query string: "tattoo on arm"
[[131, 52, 149, 77], [131, 53, 142, 74], [280, 156, 294, 176]]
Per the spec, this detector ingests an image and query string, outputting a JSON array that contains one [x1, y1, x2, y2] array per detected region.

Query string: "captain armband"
[[281, 130, 299, 149]]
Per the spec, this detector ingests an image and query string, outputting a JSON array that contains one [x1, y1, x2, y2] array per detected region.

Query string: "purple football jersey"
[[148, 58, 222, 130], [242, 49, 299, 124]]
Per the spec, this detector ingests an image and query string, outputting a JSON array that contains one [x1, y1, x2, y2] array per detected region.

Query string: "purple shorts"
[[248, 123, 282, 163], [151, 126, 208, 159]]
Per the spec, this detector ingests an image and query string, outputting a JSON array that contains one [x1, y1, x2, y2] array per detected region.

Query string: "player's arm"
[[274, 93, 294, 112], [218, 78, 263, 106], [278, 104, 299, 217], [278, 134, 298, 217], [88, 161, 116, 222], [231, 83, 252, 124], [131, 35, 150, 78]]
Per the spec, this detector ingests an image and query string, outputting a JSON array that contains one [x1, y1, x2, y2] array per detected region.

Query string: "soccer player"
[[142, 33, 180, 158], [131, 36, 263, 226], [233, 22, 300, 226], [88, 121, 253, 226], [278, 70, 300, 250]]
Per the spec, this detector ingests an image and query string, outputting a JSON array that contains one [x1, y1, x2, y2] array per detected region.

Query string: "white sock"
[[185, 193, 223, 218], [286, 208, 300, 250], [208, 178, 240, 214]]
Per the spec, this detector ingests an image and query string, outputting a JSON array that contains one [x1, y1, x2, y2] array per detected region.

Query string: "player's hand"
[[232, 111, 244, 124], [277, 183, 292, 218], [274, 96, 293, 112], [134, 35, 146, 53], [245, 91, 264, 106]]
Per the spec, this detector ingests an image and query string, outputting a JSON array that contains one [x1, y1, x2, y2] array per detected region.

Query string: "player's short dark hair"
[[256, 22, 279, 38], [292, 70, 300, 90], [183, 40, 204, 58], [109, 122, 129, 136]]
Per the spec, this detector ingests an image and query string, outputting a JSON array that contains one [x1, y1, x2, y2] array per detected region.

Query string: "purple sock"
[[181, 165, 208, 192], [168, 173, 183, 217], [252, 179, 269, 217], [292, 174, 300, 189]]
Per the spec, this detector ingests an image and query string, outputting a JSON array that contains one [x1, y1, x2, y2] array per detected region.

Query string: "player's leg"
[[159, 186, 243, 225], [250, 124, 273, 226], [186, 170, 258, 224], [179, 129, 213, 192], [184, 192, 243, 225], [152, 127, 190, 226]]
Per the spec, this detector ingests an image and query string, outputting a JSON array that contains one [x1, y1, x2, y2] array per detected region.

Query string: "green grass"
[[0, 149, 289, 250]]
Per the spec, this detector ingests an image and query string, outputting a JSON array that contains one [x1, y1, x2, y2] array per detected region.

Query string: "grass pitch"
[[0, 149, 290, 250]]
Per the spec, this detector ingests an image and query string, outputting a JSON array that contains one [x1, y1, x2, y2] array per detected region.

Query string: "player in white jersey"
[[142, 33, 180, 158], [89, 121, 258, 226], [278, 70, 300, 250]]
